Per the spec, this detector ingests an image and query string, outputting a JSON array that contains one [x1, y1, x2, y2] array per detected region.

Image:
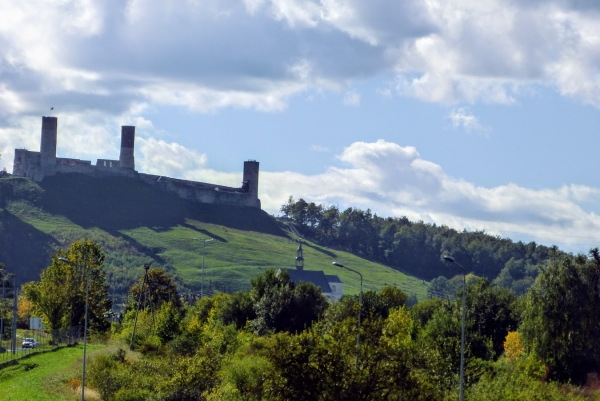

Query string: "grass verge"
[[0, 343, 107, 401]]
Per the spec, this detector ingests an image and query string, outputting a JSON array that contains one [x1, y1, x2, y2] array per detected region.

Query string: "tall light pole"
[[332, 261, 362, 368], [59, 256, 90, 401], [443, 255, 466, 401], [193, 238, 214, 298]]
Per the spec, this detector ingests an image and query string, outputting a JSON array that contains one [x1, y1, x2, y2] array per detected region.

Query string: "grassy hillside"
[[0, 174, 427, 300]]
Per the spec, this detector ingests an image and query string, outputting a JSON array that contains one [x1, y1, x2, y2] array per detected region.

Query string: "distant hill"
[[279, 197, 569, 296], [0, 174, 427, 301]]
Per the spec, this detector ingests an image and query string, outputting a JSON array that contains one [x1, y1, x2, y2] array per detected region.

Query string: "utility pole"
[[130, 263, 151, 351]]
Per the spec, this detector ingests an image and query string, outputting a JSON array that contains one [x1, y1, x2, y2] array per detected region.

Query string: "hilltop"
[[0, 174, 427, 301]]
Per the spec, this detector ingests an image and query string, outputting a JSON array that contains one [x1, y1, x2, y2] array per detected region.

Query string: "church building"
[[279, 242, 343, 302]]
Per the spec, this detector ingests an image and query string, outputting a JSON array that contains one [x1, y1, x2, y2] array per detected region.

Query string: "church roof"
[[325, 274, 342, 283], [286, 269, 333, 293]]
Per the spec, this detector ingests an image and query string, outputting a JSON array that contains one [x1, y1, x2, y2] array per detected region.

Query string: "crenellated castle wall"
[[12, 117, 261, 209]]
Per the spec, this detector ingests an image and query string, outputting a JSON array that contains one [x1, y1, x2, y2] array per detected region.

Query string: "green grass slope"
[[0, 174, 426, 299]]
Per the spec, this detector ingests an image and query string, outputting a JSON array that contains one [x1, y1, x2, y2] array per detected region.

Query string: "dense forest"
[[280, 197, 565, 295]]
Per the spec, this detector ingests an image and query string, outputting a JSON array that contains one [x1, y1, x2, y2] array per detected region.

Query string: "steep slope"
[[0, 174, 427, 300]]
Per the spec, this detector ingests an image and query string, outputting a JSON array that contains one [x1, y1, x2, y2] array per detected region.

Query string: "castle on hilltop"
[[12, 116, 261, 208]]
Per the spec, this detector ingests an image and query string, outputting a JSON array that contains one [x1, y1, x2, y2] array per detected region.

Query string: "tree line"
[[93, 248, 600, 400], [16, 239, 600, 400], [281, 196, 562, 294]]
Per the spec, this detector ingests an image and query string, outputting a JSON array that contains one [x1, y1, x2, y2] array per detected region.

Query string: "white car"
[[22, 338, 39, 349]]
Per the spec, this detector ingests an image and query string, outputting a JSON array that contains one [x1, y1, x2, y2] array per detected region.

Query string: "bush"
[[167, 333, 197, 357], [155, 302, 182, 344], [218, 355, 273, 400], [87, 352, 125, 401], [467, 359, 587, 401], [138, 335, 162, 355]]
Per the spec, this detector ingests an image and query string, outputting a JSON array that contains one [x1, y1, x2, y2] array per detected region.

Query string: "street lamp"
[[332, 261, 362, 368], [59, 256, 90, 401], [193, 238, 214, 298], [443, 255, 466, 401]]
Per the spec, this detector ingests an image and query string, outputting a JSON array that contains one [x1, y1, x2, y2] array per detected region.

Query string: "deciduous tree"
[[127, 268, 180, 313], [250, 269, 328, 335], [23, 239, 112, 342], [520, 250, 600, 382]]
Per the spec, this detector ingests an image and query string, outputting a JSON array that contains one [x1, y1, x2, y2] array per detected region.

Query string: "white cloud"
[[137, 137, 207, 177], [310, 145, 330, 152], [343, 90, 361, 106], [448, 108, 488, 134], [258, 139, 600, 253], [1, 0, 600, 121]]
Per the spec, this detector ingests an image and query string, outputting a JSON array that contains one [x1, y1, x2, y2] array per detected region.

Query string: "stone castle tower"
[[40, 116, 58, 176], [119, 126, 135, 170]]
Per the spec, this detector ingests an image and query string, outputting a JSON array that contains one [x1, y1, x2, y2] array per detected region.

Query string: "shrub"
[[218, 355, 273, 400], [138, 335, 161, 355], [467, 359, 587, 401], [87, 353, 124, 401], [167, 333, 197, 357]]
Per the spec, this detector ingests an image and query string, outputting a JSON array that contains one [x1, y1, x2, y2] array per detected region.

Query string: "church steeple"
[[295, 242, 304, 272]]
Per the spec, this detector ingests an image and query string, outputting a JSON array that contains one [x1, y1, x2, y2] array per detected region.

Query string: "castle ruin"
[[12, 116, 261, 208]]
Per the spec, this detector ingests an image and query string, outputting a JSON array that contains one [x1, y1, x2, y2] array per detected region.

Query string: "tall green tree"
[[23, 239, 112, 342], [424, 278, 518, 378], [250, 269, 328, 335], [127, 268, 181, 312], [520, 250, 600, 383], [60, 239, 112, 333], [22, 265, 70, 342]]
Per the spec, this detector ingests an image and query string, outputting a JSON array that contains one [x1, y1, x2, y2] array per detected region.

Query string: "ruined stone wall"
[[55, 158, 94, 175], [13, 149, 42, 181], [55, 158, 137, 179], [139, 173, 261, 208]]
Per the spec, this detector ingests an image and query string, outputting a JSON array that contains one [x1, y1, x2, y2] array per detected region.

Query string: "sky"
[[1, 0, 600, 253]]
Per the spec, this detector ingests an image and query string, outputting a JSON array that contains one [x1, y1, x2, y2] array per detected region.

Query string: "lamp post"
[[332, 261, 362, 368], [59, 256, 90, 401], [443, 255, 466, 401], [193, 238, 214, 298]]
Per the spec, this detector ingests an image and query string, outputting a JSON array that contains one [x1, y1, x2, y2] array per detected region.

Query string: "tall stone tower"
[[119, 126, 135, 170], [40, 116, 57, 176], [243, 160, 259, 197]]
